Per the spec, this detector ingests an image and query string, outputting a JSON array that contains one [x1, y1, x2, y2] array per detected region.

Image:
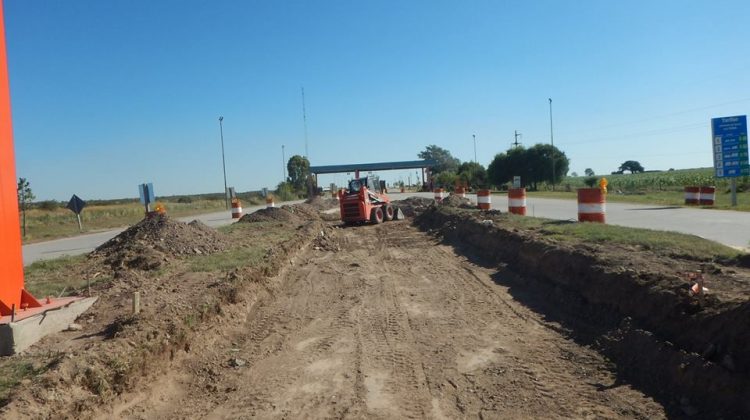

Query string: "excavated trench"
[[415, 206, 750, 417]]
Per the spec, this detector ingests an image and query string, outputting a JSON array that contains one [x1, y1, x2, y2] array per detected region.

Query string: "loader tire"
[[383, 204, 394, 221], [370, 207, 384, 224]]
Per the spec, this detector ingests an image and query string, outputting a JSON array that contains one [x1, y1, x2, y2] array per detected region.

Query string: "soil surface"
[[3, 198, 749, 419], [105, 221, 667, 419]]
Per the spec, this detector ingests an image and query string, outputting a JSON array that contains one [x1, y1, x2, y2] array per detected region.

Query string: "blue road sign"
[[712, 115, 749, 178], [139, 183, 155, 205]]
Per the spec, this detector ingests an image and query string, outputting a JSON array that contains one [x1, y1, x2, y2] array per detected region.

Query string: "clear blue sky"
[[5, 0, 750, 200]]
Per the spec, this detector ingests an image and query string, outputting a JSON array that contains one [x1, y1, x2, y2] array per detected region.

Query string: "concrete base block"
[[0, 297, 98, 356]]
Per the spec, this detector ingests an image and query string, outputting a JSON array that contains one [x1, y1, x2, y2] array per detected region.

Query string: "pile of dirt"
[[305, 195, 340, 210], [92, 214, 229, 270], [392, 196, 435, 217], [441, 194, 474, 208], [415, 206, 750, 417], [238, 203, 325, 224], [238, 207, 301, 223]]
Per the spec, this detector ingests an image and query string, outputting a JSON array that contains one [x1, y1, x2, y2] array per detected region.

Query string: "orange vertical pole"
[[0, 2, 40, 316]]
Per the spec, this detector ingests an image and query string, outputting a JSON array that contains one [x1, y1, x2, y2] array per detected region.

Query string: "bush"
[[583, 177, 598, 188], [176, 196, 193, 204], [37, 200, 60, 211]]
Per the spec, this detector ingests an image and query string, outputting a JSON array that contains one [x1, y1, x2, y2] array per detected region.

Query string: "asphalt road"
[[22, 193, 749, 266], [387, 192, 750, 251]]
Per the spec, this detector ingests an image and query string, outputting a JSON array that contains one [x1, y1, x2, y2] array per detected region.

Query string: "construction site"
[[0, 190, 747, 419]]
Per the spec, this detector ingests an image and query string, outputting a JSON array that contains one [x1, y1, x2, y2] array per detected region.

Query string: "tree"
[[457, 161, 487, 189], [418, 145, 460, 175], [286, 155, 310, 191], [584, 168, 595, 177], [17, 178, 35, 237], [487, 144, 569, 190], [618, 160, 644, 174], [434, 171, 458, 189]]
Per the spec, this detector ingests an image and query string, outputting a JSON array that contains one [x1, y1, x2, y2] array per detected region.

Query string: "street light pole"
[[282, 144, 286, 183], [219, 116, 228, 209], [549, 98, 555, 191], [472, 134, 477, 163]]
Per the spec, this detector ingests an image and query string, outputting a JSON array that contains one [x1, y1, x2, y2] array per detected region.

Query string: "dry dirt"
[[3, 198, 749, 419], [103, 221, 667, 419]]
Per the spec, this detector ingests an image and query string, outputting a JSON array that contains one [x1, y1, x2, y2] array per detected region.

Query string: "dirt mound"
[[239, 207, 301, 223], [92, 214, 229, 270], [393, 196, 435, 217], [441, 194, 473, 208], [238, 204, 324, 224], [305, 195, 340, 210]]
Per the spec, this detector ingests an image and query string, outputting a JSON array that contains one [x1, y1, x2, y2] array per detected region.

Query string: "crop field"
[[563, 167, 748, 192]]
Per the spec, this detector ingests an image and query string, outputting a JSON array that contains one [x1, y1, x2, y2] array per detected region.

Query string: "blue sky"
[[5, 0, 750, 200]]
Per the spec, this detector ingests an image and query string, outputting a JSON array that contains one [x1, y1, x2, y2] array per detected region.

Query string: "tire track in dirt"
[[116, 221, 667, 419]]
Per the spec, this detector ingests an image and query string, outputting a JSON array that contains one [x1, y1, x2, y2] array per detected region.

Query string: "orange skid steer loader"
[[338, 177, 403, 224]]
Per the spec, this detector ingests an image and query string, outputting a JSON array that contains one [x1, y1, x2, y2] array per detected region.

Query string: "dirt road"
[[112, 220, 666, 419]]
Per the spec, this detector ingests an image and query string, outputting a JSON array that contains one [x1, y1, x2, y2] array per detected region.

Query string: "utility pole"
[[218, 116, 228, 209], [282, 144, 286, 183], [513, 130, 522, 148], [549, 98, 555, 191], [301, 87, 309, 160], [472, 134, 477, 163]]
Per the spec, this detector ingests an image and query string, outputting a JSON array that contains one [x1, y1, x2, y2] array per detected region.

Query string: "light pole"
[[282, 144, 286, 183], [549, 98, 555, 191], [472, 134, 477, 163], [219, 116, 228, 209]]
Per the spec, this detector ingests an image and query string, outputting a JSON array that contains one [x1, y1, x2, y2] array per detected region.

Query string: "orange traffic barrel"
[[434, 188, 444, 202], [454, 186, 466, 198], [477, 189, 491, 210], [400, 186, 405, 193], [231, 199, 243, 219], [699, 186, 715, 206], [684, 186, 700, 205], [577, 188, 605, 223], [266, 196, 275, 208], [508, 188, 527, 215]]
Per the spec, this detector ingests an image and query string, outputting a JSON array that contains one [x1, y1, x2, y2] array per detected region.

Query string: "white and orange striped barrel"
[[454, 186, 466, 198], [699, 186, 715, 206], [477, 189, 491, 210], [434, 188, 445, 202], [508, 188, 527, 215], [231, 199, 243, 219], [577, 188, 605, 223], [266, 196, 275, 208], [684, 186, 700, 205]]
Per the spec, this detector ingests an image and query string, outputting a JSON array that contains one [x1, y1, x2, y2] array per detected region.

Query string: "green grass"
[[501, 213, 742, 260], [190, 222, 296, 272], [23, 255, 110, 298]]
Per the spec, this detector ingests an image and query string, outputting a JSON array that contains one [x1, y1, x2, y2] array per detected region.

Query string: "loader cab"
[[348, 177, 379, 193]]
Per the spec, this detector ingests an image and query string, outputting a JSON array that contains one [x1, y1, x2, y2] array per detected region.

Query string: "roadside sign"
[[66, 194, 86, 231], [139, 183, 155, 205], [66, 194, 86, 215], [513, 176, 521, 188], [711, 115, 749, 178], [226, 187, 236, 199]]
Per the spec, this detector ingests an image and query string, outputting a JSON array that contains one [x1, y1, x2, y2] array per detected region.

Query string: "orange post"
[[0, 2, 42, 316]]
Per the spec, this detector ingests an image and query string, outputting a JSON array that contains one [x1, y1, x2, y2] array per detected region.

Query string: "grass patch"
[[23, 255, 110, 298], [190, 222, 296, 272], [0, 361, 45, 405], [189, 246, 268, 272], [499, 214, 742, 260]]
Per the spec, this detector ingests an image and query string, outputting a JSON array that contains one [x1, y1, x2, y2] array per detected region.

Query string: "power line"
[[560, 121, 707, 146]]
